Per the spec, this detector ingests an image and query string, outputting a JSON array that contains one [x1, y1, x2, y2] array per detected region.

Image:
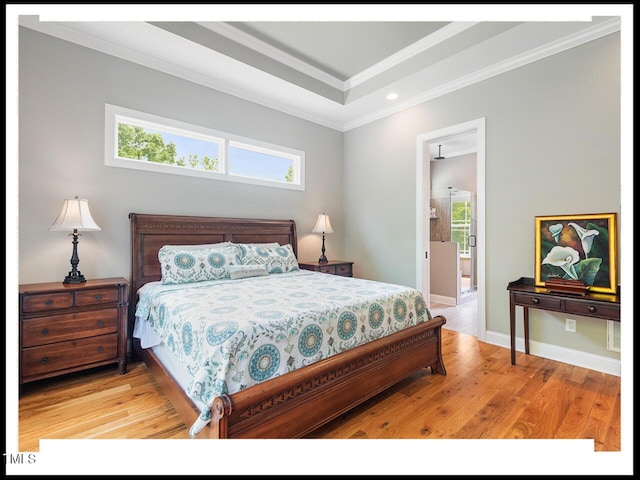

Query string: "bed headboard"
[[128, 213, 298, 340]]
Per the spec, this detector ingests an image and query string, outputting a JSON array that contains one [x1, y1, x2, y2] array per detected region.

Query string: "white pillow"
[[228, 264, 268, 280], [237, 243, 299, 274]]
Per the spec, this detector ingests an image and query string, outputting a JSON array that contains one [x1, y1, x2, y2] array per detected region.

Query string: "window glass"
[[105, 104, 304, 190], [117, 123, 221, 172], [229, 143, 297, 184], [451, 193, 471, 258]]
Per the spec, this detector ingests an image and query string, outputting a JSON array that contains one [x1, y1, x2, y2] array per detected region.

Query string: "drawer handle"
[[94, 294, 102, 301], [531, 297, 540, 305], [40, 357, 48, 364], [97, 320, 104, 327], [97, 346, 103, 353], [45, 300, 53, 306], [40, 328, 49, 336], [588, 305, 597, 313]]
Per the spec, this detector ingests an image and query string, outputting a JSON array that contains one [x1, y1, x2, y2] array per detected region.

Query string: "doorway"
[[416, 118, 486, 341]]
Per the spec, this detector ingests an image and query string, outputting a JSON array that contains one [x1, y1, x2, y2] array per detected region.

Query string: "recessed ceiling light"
[[386, 93, 399, 100]]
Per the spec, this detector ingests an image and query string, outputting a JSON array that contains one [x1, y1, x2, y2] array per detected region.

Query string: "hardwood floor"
[[429, 275, 478, 336], [309, 330, 621, 447], [18, 329, 620, 453], [430, 297, 478, 336]]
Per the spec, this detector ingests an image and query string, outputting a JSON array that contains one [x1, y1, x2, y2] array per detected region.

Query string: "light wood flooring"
[[429, 275, 478, 335], [17, 329, 620, 453], [430, 297, 478, 336]]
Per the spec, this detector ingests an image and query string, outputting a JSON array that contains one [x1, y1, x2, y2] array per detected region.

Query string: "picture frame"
[[534, 213, 617, 294]]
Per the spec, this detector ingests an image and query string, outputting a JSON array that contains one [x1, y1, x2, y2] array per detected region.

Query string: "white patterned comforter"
[[134, 270, 431, 437]]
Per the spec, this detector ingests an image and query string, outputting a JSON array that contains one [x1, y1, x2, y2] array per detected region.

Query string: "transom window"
[[105, 104, 304, 190]]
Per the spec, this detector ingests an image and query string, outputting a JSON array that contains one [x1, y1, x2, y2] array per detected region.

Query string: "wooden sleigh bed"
[[129, 213, 447, 439]]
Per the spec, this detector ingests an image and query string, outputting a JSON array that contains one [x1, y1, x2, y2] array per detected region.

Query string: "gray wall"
[[432, 153, 477, 198], [18, 28, 343, 285], [430, 153, 477, 242], [343, 33, 621, 360], [430, 241, 459, 300]]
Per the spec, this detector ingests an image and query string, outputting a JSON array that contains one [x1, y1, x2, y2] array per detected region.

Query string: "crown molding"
[[198, 21, 346, 90]]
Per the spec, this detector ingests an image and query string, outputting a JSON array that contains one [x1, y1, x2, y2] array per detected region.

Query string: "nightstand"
[[19, 277, 128, 385], [298, 260, 354, 277]]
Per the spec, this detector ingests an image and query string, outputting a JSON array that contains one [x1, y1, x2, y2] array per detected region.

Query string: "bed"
[[129, 213, 446, 439]]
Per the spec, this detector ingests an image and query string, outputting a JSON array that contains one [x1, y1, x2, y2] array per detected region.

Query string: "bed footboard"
[[130, 213, 447, 440], [207, 314, 446, 439]]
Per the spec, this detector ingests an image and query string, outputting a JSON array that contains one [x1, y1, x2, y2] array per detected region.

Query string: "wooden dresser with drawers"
[[19, 277, 128, 385]]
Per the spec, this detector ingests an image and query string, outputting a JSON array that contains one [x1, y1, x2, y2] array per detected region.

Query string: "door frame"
[[416, 117, 486, 340]]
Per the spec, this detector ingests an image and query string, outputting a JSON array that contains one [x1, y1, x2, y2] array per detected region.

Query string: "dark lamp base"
[[318, 233, 328, 263], [64, 272, 86, 284], [63, 231, 87, 284]]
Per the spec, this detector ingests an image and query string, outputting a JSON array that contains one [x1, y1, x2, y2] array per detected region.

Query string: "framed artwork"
[[534, 213, 617, 294]]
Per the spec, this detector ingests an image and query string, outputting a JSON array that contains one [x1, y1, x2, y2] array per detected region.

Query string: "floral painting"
[[535, 213, 617, 294]]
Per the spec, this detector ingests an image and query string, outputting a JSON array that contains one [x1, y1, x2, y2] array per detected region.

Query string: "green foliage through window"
[[451, 197, 471, 257], [117, 124, 219, 171]]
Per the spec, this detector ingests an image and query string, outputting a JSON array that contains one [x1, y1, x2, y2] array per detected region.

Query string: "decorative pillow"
[[158, 244, 241, 285], [162, 242, 231, 249], [228, 264, 268, 280], [236, 243, 299, 274], [233, 242, 279, 248]]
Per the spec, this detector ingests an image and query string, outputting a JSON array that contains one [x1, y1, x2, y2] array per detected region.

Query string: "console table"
[[507, 277, 620, 365]]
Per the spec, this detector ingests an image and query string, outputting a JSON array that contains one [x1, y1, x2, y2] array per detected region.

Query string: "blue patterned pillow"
[[236, 243, 299, 274], [228, 264, 268, 280], [158, 244, 241, 284]]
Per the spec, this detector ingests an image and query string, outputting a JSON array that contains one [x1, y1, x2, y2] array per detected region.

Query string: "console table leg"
[[523, 307, 530, 355], [509, 297, 516, 365]]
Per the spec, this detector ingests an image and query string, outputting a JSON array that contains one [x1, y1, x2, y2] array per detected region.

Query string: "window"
[[105, 104, 304, 190], [450, 191, 472, 258]]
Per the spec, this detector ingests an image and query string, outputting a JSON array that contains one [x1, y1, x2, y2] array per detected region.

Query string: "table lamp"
[[312, 212, 333, 263], [50, 196, 101, 284]]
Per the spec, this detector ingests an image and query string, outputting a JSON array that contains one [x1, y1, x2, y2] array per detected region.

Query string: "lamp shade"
[[50, 197, 101, 231], [312, 213, 333, 234]]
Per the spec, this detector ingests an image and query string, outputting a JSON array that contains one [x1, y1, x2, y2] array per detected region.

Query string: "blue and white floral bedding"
[[134, 270, 432, 437]]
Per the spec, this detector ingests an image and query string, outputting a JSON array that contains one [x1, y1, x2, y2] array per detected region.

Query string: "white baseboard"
[[484, 330, 621, 376], [430, 294, 456, 305]]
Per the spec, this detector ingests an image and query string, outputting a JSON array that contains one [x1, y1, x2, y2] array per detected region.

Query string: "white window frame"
[[105, 104, 305, 191], [450, 193, 472, 258]]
